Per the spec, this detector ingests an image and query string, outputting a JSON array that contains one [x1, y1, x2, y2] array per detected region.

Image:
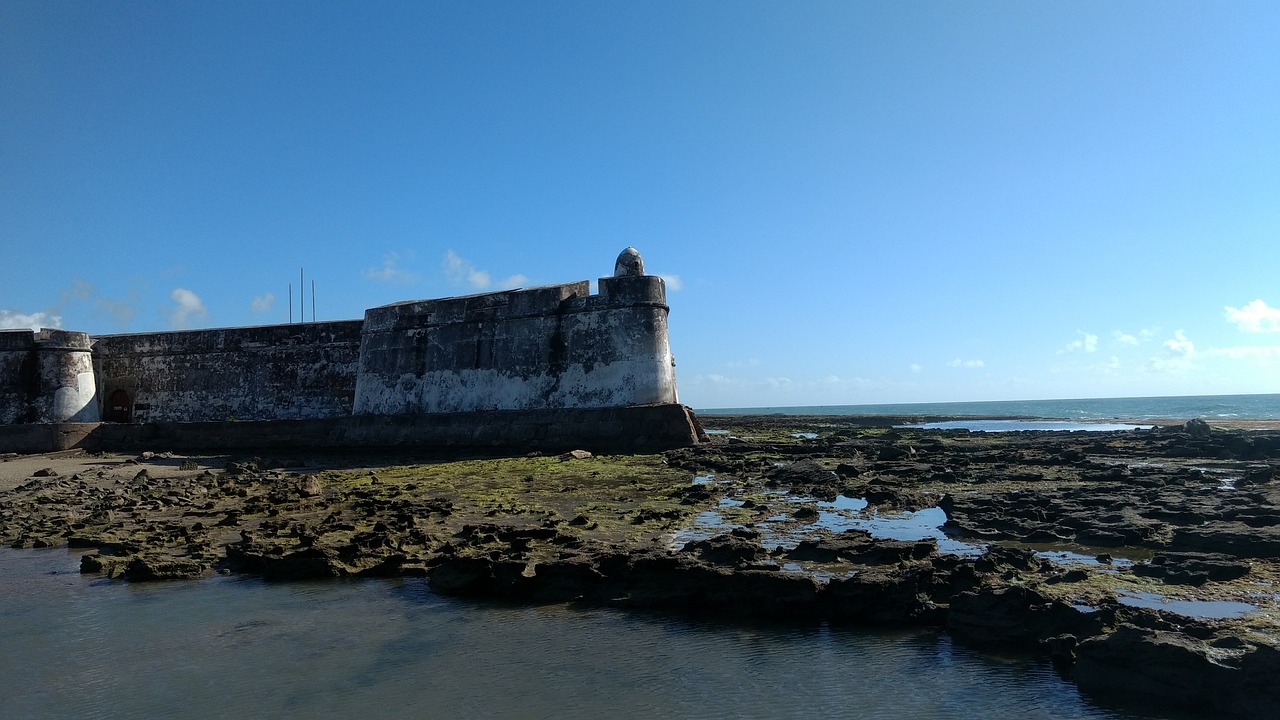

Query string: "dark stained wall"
[[0, 331, 39, 425], [93, 321, 363, 423]]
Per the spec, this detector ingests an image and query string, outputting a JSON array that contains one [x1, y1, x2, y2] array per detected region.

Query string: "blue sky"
[[3, 1, 1278, 408]]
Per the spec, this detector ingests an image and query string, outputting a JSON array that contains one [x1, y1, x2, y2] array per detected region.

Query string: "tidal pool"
[[1116, 591, 1258, 620]]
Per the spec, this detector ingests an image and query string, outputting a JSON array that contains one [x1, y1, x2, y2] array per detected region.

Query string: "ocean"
[[698, 393, 1280, 421]]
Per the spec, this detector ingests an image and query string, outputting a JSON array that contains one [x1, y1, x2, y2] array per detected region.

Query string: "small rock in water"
[[32, 468, 59, 478]]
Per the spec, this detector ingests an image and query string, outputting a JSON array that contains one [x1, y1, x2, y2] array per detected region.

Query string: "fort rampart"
[[0, 249, 700, 453]]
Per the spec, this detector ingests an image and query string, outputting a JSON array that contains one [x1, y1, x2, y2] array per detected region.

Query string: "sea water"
[[699, 393, 1280, 421], [0, 548, 1173, 720]]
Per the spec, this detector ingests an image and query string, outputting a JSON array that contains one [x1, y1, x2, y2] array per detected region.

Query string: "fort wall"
[[0, 330, 38, 425], [0, 249, 698, 454], [93, 321, 363, 423], [353, 274, 677, 414]]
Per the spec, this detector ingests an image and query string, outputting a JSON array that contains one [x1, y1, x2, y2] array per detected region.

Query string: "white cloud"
[[1145, 330, 1196, 374], [1060, 331, 1099, 354], [168, 288, 207, 329], [364, 251, 418, 284], [1225, 299, 1280, 333], [910, 363, 923, 373], [1114, 331, 1139, 346], [444, 249, 513, 290], [727, 358, 761, 369], [0, 309, 61, 330], [498, 274, 528, 290], [1163, 329, 1195, 357], [250, 292, 276, 313], [658, 274, 683, 291], [947, 358, 985, 368]]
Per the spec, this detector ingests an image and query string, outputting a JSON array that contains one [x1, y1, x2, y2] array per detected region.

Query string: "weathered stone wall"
[[0, 330, 38, 425], [93, 321, 363, 423], [39, 330, 99, 423], [0, 329, 98, 424], [353, 275, 678, 414], [3, 404, 703, 454]]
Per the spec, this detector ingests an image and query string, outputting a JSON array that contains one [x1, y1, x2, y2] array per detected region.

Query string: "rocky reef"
[[3, 416, 1279, 718]]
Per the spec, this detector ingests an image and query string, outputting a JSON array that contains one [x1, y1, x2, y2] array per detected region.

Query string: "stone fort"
[[0, 249, 703, 454]]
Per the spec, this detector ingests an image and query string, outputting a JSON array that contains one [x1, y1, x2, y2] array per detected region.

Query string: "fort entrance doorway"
[[106, 389, 132, 423]]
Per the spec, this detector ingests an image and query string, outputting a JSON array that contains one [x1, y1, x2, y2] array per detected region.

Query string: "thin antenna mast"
[[289, 283, 293, 323], [312, 280, 316, 323], [299, 268, 305, 322]]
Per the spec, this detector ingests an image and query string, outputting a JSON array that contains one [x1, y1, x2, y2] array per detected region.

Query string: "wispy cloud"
[[250, 292, 276, 313], [168, 288, 207, 329], [910, 363, 923, 373], [947, 358, 985, 368], [1164, 329, 1195, 357], [363, 251, 419, 284], [1225, 299, 1280, 333], [443, 250, 527, 291], [1114, 328, 1157, 346], [1060, 331, 1099, 354], [1145, 329, 1196, 373], [658, 274, 683, 291], [0, 309, 61, 330], [1114, 331, 1139, 346]]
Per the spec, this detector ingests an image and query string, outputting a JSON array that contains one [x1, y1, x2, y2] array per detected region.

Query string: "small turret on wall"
[[0, 329, 100, 424], [36, 330, 100, 423]]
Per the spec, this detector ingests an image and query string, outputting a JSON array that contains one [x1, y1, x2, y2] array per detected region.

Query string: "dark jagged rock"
[[824, 566, 943, 624], [783, 532, 935, 565], [948, 585, 1104, 649], [1171, 524, 1280, 559], [764, 460, 839, 501], [683, 530, 763, 566], [122, 555, 211, 581], [1075, 624, 1280, 719], [1133, 552, 1251, 586]]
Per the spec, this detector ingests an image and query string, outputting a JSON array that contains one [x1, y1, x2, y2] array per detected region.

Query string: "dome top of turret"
[[614, 247, 645, 277]]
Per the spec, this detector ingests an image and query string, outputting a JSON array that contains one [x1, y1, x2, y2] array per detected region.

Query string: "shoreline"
[[3, 417, 1280, 718], [695, 412, 1280, 430]]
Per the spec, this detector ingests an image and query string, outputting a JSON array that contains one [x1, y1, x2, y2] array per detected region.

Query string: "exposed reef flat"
[[4, 415, 1280, 718]]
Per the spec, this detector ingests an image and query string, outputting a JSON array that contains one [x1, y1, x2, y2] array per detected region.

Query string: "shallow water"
[[1117, 591, 1257, 620], [903, 420, 1152, 432], [0, 548, 1173, 720], [674, 491, 982, 557]]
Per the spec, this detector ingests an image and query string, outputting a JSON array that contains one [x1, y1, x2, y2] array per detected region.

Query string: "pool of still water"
[[0, 549, 1182, 720]]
